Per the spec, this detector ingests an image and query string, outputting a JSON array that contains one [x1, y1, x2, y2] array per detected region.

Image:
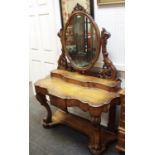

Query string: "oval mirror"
[[63, 12, 101, 71]]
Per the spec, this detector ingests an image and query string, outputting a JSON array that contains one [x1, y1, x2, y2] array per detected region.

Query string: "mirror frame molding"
[[57, 3, 117, 80], [62, 6, 101, 71]]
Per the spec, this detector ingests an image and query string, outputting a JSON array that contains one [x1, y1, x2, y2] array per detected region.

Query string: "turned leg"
[[36, 92, 52, 128], [88, 115, 105, 155]]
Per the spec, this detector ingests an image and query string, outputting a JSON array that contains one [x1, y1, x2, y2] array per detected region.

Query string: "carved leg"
[[36, 92, 52, 128], [88, 116, 105, 155]]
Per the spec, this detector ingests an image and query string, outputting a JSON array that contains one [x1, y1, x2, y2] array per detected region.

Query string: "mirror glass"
[[64, 14, 98, 69]]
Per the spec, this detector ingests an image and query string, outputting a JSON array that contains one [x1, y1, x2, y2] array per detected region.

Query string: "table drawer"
[[50, 95, 67, 111]]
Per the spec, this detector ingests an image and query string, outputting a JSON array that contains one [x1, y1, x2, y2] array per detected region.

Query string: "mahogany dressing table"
[[35, 4, 121, 155]]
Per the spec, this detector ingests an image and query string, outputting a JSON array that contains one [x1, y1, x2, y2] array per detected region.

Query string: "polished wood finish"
[[116, 89, 125, 152], [35, 87, 53, 127], [35, 4, 121, 155], [50, 70, 120, 92], [35, 85, 120, 115], [100, 28, 117, 80]]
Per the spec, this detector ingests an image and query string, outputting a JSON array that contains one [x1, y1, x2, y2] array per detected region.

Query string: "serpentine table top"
[[35, 69, 120, 108]]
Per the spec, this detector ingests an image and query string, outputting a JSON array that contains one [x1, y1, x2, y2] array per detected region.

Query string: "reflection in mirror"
[[65, 14, 97, 68]]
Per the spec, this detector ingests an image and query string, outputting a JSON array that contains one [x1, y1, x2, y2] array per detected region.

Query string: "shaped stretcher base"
[[43, 110, 116, 155]]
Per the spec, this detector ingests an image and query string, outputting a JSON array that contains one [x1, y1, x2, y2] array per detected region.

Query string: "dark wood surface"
[[116, 89, 125, 152], [50, 71, 121, 92]]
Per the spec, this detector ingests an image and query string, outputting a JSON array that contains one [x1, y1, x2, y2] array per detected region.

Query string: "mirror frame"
[[62, 10, 101, 71]]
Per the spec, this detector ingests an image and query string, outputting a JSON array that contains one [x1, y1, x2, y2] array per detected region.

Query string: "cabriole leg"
[[36, 92, 52, 128]]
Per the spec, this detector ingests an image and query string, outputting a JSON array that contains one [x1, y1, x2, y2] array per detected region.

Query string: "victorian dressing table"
[[35, 4, 121, 155]]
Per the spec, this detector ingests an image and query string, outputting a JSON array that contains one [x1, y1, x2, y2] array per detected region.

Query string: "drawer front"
[[50, 95, 67, 111]]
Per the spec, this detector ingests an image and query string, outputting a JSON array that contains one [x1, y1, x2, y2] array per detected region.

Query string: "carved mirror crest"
[[59, 0, 94, 28]]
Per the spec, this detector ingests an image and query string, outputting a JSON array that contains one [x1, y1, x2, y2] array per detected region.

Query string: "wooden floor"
[[29, 83, 124, 155]]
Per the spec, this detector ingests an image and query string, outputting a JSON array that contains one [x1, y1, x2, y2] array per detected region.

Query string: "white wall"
[[95, 3, 125, 71]]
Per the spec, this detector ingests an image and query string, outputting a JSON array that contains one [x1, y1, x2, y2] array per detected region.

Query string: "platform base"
[[43, 110, 116, 155]]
